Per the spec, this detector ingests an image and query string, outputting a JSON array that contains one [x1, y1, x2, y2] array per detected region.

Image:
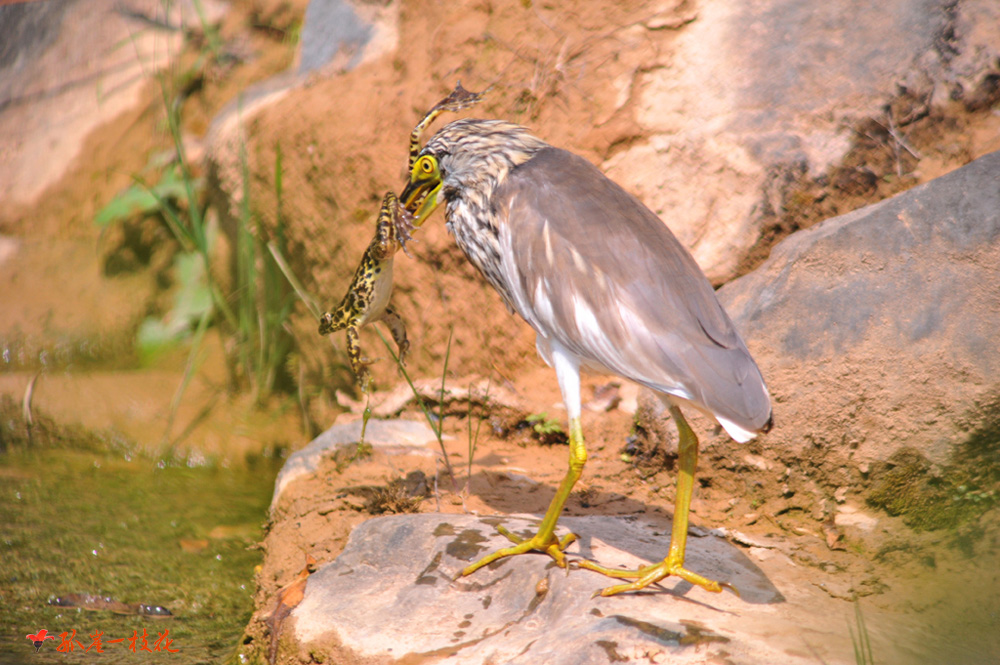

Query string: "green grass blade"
[[132, 175, 195, 252], [267, 241, 321, 320], [163, 305, 213, 446], [437, 328, 453, 439], [850, 599, 875, 665], [374, 327, 457, 487]]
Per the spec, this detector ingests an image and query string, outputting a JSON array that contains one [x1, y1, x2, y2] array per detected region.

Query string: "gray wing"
[[493, 147, 771, 433]]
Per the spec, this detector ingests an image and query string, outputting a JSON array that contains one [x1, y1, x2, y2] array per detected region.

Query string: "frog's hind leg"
[[345, 325, 377, 391], [381, 307, 410, 366]]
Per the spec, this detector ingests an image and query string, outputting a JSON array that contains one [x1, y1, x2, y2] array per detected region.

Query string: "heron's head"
[[400, 119, 546, 226]]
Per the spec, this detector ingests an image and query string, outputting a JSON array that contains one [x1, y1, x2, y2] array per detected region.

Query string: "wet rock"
[[48, 593, 173, 618], [719, 150, 1000, 471], [605, 0, 1000, 281], [270, 418, 440, 509], [289, 513, 863, 664]]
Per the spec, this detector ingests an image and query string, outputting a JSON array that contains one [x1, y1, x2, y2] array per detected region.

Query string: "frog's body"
[[319, 192, 413, 390], [317, 84, 484, 390]]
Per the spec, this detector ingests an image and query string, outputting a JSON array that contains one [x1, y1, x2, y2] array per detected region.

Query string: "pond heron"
[[401, 117, 772, 597]]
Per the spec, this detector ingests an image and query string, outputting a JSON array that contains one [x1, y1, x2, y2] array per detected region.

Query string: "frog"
[[319, 191, 415, 391]]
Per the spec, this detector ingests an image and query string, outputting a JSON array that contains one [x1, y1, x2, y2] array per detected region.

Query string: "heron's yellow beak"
[[401, 156, 443, 227]]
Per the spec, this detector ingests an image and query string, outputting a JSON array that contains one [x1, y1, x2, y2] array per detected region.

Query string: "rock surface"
[[606, 0, 1000, 281], [271, 418, 441, 508], [0, 0, 223, 206], [298, 0, 399, 75], [290, 513, 860, 665], [719, 148, 1000, 470]]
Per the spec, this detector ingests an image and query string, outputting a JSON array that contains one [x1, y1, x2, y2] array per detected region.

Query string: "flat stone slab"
[[291, 513, 857, 664], [270, 419, 440, 509]]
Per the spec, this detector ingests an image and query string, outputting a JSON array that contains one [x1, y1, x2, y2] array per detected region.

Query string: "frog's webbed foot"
[[432, 82, 486, 115], [319, 313, 333, 335], [352, 355, 385, 393], [354, 361, 380, 393], [372, 193, 417, 259], [393, 202, 417, 258]]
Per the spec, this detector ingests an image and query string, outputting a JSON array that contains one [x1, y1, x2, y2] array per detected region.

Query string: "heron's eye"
[[416, 155, 437, 175]]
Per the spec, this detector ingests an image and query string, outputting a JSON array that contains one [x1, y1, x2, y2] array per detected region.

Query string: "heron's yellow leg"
[[459, 417, 586, 577], [576, 405, 735, 597]]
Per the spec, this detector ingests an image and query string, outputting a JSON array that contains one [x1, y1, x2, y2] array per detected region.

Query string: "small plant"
[[952, 485, 996, 505], [525, 412, 567, 445], [234, 138, 296, 404], [362, 478, 423, 515], [373, 328, 459, 491], [437, 329, 454, 443], [465, 378, 490, 496], [96, 166, 213, 357], [94, 165, 195, 229], [526, 412, 563, 435], [334, 440, 373, 473], [190, 0, 223, 58]]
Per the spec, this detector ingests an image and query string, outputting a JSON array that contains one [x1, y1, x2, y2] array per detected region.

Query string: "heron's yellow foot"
[[459, 526, 579, 577], [575, 556, 738, 598]]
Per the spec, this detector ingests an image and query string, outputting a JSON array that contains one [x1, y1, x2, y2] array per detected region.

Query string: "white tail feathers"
[[716, 415, 759, 443]]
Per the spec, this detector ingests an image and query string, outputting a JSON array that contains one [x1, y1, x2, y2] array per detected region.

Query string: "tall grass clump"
[[95, 68, 296, 439]]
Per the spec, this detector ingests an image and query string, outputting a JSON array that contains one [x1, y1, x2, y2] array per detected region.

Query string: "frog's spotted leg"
[[406, 82, 485, 173], [345, 324, 377, 392], [381, 306, 409, 366]]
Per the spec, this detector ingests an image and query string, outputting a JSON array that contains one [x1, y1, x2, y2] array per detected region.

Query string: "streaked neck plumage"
[[422, 119, 548, 308]]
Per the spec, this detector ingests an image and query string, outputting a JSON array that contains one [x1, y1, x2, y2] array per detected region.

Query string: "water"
[[0, 445, 281, 664]]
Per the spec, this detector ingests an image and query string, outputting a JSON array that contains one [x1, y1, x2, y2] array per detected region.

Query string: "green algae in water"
[[0, 447, 281, 664]]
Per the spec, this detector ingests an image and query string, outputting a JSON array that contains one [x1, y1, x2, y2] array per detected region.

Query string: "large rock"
[[0, 0, 223, 207], [289, 513, 864, 665], [604, 0, 1000, 282], [298, 0, 399, 75], [719, 149, 1000, 468]]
